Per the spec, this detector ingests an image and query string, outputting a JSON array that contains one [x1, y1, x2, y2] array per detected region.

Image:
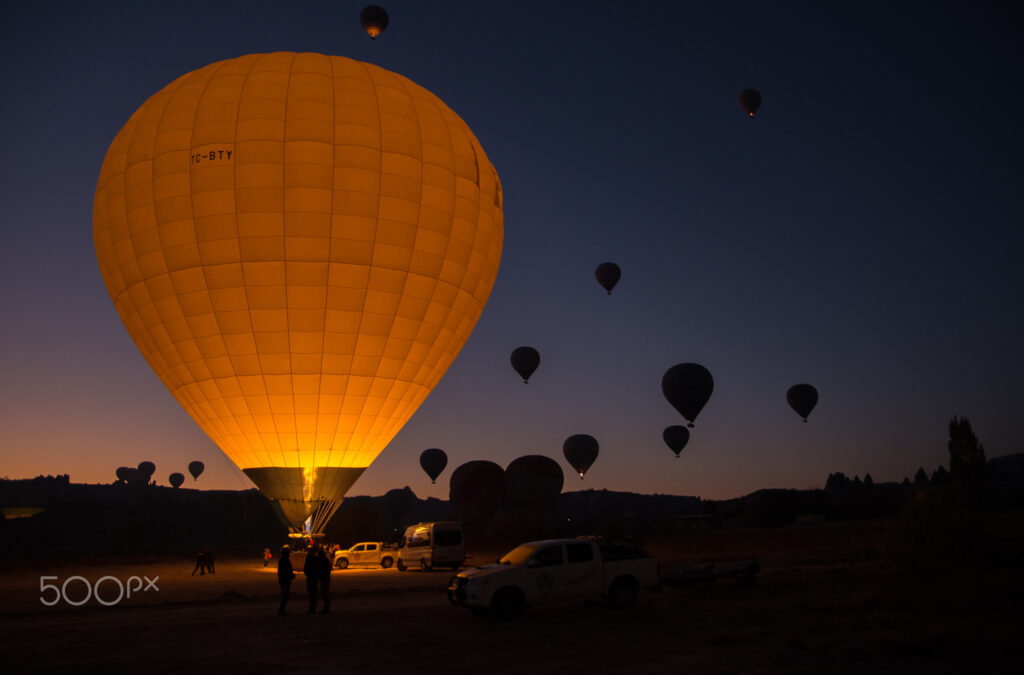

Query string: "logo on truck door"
[[536, 571, 554, 596]]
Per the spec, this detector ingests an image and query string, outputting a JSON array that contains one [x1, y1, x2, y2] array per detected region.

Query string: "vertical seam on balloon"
[[111, 105, 180, 428], [185, 58, 252, 468], [283, 52, 299, 472], [364, 71, 426, 458], [135, 73, 212, 445], [403, 92, 456, 404], [227, 54, 274, 474], [316, 54, 338, 474], [334, 59, 387, 471], [115, 105, 168, 387]]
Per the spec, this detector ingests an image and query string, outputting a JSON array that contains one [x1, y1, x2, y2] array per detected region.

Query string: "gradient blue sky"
[[1, 1, 1021, 500]]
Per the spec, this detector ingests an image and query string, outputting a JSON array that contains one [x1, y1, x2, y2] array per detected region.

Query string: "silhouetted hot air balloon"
[[137, 461, 156, 483], [94, 53, 502, 534], [169, 472, 185, 489], [563, 434, 599, 479], [510, 346, 540, 383], [115, 466, 135, 484], [360, 5, 389, 39], [786, 384, 819, 422], [419, 448, 448, 484], [662, 363, 714, 427], [504, 455, 564, 515], [449, 460, 505, 521], [663, 425, 690, 458], [188, 461, 205, 481], [594, 262, 621, 295], [738, 89, 762, 117]]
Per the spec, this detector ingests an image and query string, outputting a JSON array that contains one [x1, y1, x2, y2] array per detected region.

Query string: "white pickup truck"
[[446, 536, 660, 620], [332, 542, 399, 569]]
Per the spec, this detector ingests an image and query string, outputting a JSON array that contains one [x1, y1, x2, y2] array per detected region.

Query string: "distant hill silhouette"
[[3, 453, 1022, 555]]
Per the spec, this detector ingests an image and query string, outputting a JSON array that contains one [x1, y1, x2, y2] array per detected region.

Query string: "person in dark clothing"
[[303, 545, 320, 614], [192, 549, 206, 576], [204, 547, 215, 574], [277, 546, 295, 616], [317, 547, 332, 614]]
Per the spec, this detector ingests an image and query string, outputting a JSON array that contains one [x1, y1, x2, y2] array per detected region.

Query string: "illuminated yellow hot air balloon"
[[93, 53, 503, 531]]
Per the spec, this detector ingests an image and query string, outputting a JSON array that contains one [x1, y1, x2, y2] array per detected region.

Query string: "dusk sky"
[[1, 1, 1021, 501]]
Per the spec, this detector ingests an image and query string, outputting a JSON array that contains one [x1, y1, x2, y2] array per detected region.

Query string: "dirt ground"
[[1, 519, 1020, 673]]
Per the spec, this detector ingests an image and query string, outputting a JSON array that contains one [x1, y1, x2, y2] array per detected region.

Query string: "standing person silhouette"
[[317, 547, 332, 614], [191, 549, 206, 576], [303, 545, 320, 614], [277, 546, 295, 616]]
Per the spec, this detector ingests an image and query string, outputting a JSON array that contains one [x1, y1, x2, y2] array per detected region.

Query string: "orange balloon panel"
[[93, 53, 502, 525]]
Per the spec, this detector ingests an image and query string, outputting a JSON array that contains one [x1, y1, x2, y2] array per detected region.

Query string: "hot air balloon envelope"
[[594, 262, 621, 295], [188, 461, 205, 481], [662, 363, 714, 427], [663, 425, 689, 457], [94, 53, 502, 532], [787, 384, 819, 421], [449, 460, 505, 520], [510, 346, 540, 383], [360, 5, 389, 38], [504, 455, 564, 514], [419, 448, 448, 484], [738, 88, 762, 117], [563, 434, 599, 478], [137, 461, 156, 482], [169, 472, 185, 488]]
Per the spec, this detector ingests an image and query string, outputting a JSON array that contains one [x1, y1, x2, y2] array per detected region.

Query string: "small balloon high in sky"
[[359, 5, 389, 39], [92, 52, 503, 531]]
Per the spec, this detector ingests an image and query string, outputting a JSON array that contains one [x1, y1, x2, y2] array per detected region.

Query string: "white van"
[[396, 521, 465, 571]]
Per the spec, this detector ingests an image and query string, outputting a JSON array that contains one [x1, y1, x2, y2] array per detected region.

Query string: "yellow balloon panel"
[[94, 53, 502, 486]]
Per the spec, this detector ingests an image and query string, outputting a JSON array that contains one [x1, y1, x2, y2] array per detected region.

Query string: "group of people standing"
[[191, 547, 215, 576], [277, 544, 332, 615]]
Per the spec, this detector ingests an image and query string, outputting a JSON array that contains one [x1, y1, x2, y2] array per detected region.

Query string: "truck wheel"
[[608, 577, 638, 609], [381, 557, 394, 569], [420, 558, 432, 572], [335, 558, 349, 570], [491, 588, 525, 621], [396, 559, 406, 571]]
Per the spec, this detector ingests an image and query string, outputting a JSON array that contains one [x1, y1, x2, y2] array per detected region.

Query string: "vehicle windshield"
[[405, 528, 430, 548], [499, 544, 538, 566]]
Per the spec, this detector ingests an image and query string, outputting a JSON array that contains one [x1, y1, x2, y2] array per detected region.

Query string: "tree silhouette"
[[864, 473, 873, 488], [948, 416, 986, 502], [931, 465, 951, 485], [914, 467, 930, 488]]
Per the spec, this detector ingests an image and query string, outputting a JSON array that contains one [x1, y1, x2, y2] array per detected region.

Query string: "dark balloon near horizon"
[[137, 461, 155, 482], [662, 363, 714, 427], [563, 434, 599, 479], [787, 384, 819, 422], [168, 472, 185, 488], [504, 455, 564, 514], [188, 461, 204, 481], [510, 346, 540, 383], [663, 425, 690, 457], [594, 262, 621, 295], [419, 448, 448, 484], [449, 460, 505, 520]]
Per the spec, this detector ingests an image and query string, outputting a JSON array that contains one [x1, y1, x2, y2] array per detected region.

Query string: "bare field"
[[1, 520, 1020, 673]]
